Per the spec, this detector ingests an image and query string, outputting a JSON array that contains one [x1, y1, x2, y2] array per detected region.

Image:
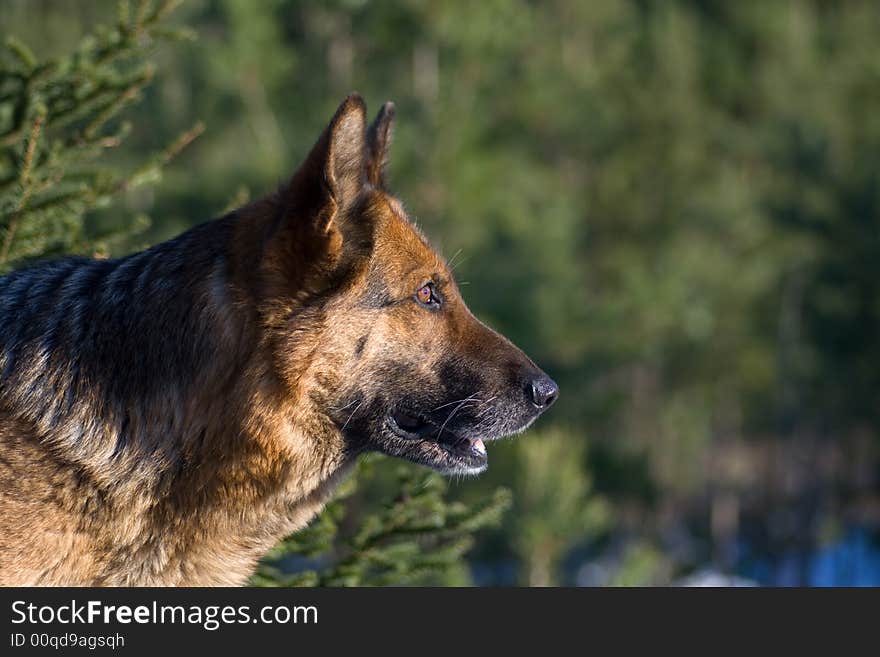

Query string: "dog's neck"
[[5, 209, 352, 584], [112, 210, 352, 584]]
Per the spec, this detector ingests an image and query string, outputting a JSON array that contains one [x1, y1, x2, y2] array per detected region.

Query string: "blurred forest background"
[[3, 0, 880, 585]]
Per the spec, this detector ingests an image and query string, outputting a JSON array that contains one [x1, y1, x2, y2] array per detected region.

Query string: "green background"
[[4, 0, 880, 585]]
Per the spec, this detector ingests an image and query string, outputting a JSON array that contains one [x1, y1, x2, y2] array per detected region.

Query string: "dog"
[[0, 95, 558, 585]]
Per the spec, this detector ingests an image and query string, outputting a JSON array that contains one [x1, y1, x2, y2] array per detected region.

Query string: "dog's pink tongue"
[[472, 438, 486, 456]]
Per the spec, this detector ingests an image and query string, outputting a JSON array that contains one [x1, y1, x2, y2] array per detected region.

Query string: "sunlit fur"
[[0, 95, 554, 585]]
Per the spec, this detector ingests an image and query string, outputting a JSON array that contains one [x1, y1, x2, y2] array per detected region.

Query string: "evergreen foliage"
[[0, 0, 202, 272], [252, 459, 511, 587]]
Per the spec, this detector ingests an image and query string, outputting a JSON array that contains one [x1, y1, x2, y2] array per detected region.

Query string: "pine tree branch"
[[0, 0, 187, 149], [0, 109, 45, 264], [114, 121, 204, 192], [81, 78, 147, 140], [13, 187, 91, 217], [4, 37, 37, 73]]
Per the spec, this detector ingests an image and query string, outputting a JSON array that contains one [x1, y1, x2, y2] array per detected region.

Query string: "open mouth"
[[387, 409, 488, 474]]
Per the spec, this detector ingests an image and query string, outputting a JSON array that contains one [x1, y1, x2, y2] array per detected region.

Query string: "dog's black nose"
[[528, 374, 559, 410]]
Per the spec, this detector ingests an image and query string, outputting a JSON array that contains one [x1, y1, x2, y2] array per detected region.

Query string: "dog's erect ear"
[[287, 93, 367, 233], [366, 101, 395, 188]]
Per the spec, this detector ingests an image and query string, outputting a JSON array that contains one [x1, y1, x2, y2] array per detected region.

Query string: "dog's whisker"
[[449, 255, 469, 273], [436, 398, 473, 440], [431, 394, 482, 412], [446, 248, 464, 270], [331, 398, 360, 412], [340, 400, 363, 432]]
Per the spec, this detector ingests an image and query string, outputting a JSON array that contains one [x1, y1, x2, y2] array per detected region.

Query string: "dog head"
[[258, 95, 557, 476]]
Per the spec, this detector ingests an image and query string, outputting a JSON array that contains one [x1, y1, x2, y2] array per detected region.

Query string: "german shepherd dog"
[[0, 95, 558, 585]]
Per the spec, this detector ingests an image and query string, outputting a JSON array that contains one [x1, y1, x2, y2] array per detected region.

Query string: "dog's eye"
[[416, 283, 439, 307]]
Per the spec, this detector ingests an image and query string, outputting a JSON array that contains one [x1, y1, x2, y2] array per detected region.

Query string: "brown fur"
[[0, 95, 557, 585]]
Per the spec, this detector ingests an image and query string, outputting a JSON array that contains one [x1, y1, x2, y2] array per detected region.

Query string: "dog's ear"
[[286, 93, 367, 234], [366, 102, 395, 188]]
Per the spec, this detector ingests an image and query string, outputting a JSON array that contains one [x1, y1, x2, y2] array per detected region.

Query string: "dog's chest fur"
[[0, 391, 352, 585]]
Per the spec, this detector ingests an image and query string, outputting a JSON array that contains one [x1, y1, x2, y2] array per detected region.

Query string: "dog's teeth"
[[472, 438, 486, 456]]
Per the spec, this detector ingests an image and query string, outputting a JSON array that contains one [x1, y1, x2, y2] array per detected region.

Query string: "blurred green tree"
[[512, 428, 609, 586]]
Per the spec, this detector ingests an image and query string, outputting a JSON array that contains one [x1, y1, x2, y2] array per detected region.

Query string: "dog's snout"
[[527, 373, 559, 410]]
